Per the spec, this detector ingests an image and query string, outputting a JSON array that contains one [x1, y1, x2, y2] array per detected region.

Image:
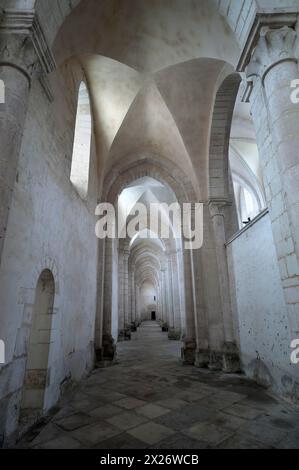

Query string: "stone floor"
[[16, 322, 299, 449]]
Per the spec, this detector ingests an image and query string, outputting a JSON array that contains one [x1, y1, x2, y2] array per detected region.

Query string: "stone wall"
[[228, 211, 299, 402], [0, 61, 99, 440], [215, 0, 299, 49]]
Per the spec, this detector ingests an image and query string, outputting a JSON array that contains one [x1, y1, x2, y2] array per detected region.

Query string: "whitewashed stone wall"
[[0, 62, 99, 439], [215, 0, 299, 49], [228, 212, 299, 402], [216, 0, 257, 48]]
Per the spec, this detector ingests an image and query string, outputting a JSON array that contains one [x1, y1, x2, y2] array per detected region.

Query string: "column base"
[[208, 350, 223, 371], [95, 334, 117, 366], [130, 321, 137, 332], [118, 328, 131, 342], [181, 340, 196, 365], [194, 343, 241, 373], [161, 322, 168, 332], [168, 329, 181, 340], [222, 342, 241, 373], [195, 348, 210, 368]]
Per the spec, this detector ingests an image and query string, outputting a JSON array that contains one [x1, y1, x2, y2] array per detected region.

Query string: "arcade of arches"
[[1, 0, 299, 449]]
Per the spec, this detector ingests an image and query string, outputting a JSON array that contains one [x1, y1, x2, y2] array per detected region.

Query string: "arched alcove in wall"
[[20, 270, 55, 417]]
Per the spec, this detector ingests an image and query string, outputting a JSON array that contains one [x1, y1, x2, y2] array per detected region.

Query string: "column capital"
[[0, 8, 55, 97], [237, 12, 298, 72], [123, 249, 130, 258], [208, 199, 231, 218], [161, 264, 167, 273], [246, 26, 297, 83]]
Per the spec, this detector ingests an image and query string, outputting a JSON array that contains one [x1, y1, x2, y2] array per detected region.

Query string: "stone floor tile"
[[176, 390, 208, 403], [71, 422, 121, 446], [217, 433, 271, 449], [94, 432, 147, 449], [106, 411, 148, 431], [35, 435, 82, 450], [275, 432, 299, 449], [183, 423, 233, 446], [88, 404, 123, 420], [114, 397, 147, 410], [128, 422, 175, 446], [239, 420, 288, 446], [150, 433, 209, 449], [155, 398, 189, 410], [56, 413, 95, 431], [223, 403, 263, 420], [71, 398, 101, 413], [137, 404, 170, 419], [154, 404, 215, 431], [209, 411, 247, 431]]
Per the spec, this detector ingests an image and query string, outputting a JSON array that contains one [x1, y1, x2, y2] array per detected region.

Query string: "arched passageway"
[[20, 270, 56, 423], [96, 167, 191, 363]]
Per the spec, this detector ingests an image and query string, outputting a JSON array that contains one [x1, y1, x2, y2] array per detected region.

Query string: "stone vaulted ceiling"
[[54, 0, 242, 199]]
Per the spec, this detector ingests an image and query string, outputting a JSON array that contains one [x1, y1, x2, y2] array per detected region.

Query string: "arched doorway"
[[20, 270, 55, 418]]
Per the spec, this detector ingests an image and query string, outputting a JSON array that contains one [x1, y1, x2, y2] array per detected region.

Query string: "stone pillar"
[[118, 248, 131, 341], [167, 254, 174, 327], [101, 238, 116, 361], [193, 244, 209, 369], [161, 266, 168, 331], [0, 7, 55, 267], [176, 246, 186, 336], [123, 249, 130, 327], [130, 269, 136, 329], [209, 201, 240, 372], [159, 272, 164, 323], [167, 251, 181, 340], [118, 249, 124, 336], [95, 239, 104, 360], [181, 248, 197, 365], [246, 25, 299, 340], [135, 284, 140, 325]]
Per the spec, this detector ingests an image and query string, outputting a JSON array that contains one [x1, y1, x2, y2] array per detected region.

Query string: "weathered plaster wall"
[[0, 62, 99, 439], [228, 212, 299, 402]]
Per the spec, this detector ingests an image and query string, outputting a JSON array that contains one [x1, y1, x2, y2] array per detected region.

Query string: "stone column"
[[101, 238, 116, 361], [118, 248, 131, 341], [118, 249, 124, 337], [158, 272, 164, 323], [95, 239, 104, 360], [161, 266, 168, 331], [130, 269, 136, 328], [209, 201, 240, 372], [0, 7, 55, 266], [246, 25, 299, 339], [167, 253, 174, 330], [135, 284, 140, 325], [181, 248, 197, 365], [167, 252, 181, 340], [123, 249, 130, 327]]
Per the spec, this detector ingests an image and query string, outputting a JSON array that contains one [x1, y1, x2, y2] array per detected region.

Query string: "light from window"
[[70, 82, 92, 199], [241, 187, 259, 222]]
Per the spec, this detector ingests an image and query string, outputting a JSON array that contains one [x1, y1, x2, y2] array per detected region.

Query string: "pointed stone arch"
[[209, 73, 242, 202]]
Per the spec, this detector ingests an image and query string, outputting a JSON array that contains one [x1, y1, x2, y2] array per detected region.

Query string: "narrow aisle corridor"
[[17, 323, 299, 449]]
